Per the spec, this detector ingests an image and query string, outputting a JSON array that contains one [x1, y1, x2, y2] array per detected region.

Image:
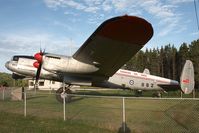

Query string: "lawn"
[[0, 89, 199, 133]]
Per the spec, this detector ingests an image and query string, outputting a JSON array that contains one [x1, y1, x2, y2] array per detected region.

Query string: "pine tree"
[[189, 40, 199, 89]]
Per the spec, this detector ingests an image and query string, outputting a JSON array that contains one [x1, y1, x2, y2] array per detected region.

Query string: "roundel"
[[129, 80, 134, 85]]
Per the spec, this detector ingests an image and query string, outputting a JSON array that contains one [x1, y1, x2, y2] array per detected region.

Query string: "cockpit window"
[[12, 56, 19, 61], [12, 55, 34, 61]]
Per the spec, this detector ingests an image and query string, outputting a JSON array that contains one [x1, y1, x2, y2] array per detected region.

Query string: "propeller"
[[33, 49, 45, 89]]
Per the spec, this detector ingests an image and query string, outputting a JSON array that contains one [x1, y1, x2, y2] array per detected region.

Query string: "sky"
[[0, 0, 198, 73]]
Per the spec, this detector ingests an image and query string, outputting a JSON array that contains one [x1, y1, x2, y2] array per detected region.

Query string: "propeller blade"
[[43, 49, 45, 55], [33, 49, 45, 90], [35, 62, 42, 83]]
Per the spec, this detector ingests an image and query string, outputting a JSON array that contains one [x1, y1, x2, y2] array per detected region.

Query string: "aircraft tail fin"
[[180, 60, 195, 94]]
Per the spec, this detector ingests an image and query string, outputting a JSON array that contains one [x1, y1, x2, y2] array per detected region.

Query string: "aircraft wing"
[[73, 15, 153, 77]]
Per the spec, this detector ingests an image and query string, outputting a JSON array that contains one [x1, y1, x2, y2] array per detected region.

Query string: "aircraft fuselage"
[[5, 55, 179, 92]]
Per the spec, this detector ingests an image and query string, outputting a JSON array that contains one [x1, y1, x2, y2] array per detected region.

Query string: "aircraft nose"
[[5, 61, 10, 69]]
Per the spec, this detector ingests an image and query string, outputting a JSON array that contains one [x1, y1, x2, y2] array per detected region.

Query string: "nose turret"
[[5, 61, 10, 70]]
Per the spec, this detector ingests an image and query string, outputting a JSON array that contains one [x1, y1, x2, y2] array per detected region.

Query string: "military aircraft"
[[5, 15, 195, 102]]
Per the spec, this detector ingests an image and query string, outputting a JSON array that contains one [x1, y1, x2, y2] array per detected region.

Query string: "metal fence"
[[0, 87, 199, 133]]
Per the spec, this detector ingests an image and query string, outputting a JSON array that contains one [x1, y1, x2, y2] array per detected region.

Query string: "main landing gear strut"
[[56, 84, 72, 103]]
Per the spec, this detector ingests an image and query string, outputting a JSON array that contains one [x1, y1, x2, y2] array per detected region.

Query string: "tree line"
[[124, 39, 199, 89]]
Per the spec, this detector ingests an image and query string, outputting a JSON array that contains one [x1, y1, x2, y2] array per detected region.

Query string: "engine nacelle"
[[42, 54, 99, 74], [12, 73, 26, 79]]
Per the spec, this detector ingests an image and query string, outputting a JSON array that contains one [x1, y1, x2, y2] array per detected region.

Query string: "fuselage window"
[[12, 56, 19, 61], [141, 83, 144, 87], [146, 83, 149, 87], [12, 56, 34, 61], [151, 83, 154, 88]]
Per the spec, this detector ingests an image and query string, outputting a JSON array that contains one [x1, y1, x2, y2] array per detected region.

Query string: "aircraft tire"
[[56, 87, 72, 103], [152, 92, 162, 98], [135, 90, 142, 97]]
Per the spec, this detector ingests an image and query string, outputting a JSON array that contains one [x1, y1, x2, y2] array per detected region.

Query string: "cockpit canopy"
[[12, 55, 34, 61]]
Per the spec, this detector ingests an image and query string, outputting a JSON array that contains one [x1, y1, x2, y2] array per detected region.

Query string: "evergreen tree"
[[189, 40, 199, 89], [177, 43, 190, 80]]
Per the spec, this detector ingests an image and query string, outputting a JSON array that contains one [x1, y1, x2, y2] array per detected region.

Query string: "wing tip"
[[98, 15, 154, 45]]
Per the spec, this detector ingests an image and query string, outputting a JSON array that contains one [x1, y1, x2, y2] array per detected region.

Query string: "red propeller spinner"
[[33, 61, 40, 68], [34, 52, 43, 63], [33, 52, 43, 68]]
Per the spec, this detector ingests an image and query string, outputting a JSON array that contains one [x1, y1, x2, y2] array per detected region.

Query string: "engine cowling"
[[42, 55, 99, 74], [12, 73, 26, 79]]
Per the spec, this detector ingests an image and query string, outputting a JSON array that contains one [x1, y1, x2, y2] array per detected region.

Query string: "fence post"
[[2, 87, 5, 100], [24, 91, 26, 117], [180, 91, 183, 98], [122, 97, 126, 133], [193, 89, 195, 98], [63, 94, 66, 121]]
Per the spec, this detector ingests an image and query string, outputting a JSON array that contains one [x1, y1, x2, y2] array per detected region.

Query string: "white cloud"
[[112, 0, 133, 11], [191, 31, 199, 36], [43, 0, 190, 37], [0, 33, 79, 56], [140, 0, 175, 18], [53, 20, 74, 31], [64, 11, 78, 16], [84, 6, 99, 13], [137, 0, 186, 37], [44, 0, 86, 10], [84, 0, 102, 6], [64, 0, 86, 10], [102, 1, 112, 11], [168, 0, 193, 4], [43, 0, 62, 8]]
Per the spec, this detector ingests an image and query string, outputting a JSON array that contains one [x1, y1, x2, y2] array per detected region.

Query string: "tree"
[[177, 43, 190, 81], [189, 39, 199, 89], [0, 72, 28, 87]]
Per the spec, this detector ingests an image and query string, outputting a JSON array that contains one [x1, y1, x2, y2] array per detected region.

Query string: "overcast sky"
[[0, 0, 198, 72]]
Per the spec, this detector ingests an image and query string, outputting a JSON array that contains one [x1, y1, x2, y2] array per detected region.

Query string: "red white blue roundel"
[[129, 80, 134, 85]]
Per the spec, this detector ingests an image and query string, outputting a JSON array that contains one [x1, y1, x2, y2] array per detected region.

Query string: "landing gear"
[[56, 85, 72, 103], [152, 91, 162, 98], [135, 90, 142, 97]]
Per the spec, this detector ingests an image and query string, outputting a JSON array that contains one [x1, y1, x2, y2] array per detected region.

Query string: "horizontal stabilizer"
[[143, 68, 150, 75], [180, 60, 195, 94]]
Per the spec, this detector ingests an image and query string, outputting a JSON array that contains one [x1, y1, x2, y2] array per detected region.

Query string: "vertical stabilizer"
[[180, 60, 195, 94]]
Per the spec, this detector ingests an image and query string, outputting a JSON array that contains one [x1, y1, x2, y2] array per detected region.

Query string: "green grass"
[[0, 111, 113, 133], [72, 88, 199, 98], [0, 90, 199, 133]]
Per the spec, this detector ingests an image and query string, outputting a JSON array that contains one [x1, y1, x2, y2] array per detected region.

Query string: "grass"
[[0, 89, 199, 133], [0, 112, 113, 133], [72, 88, 199, 98]]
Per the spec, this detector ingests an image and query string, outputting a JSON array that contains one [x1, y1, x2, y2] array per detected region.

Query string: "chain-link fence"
[[0, 87, 199, 133]]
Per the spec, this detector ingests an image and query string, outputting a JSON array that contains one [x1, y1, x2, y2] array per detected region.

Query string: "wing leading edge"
[[73, 15, 153, 77]]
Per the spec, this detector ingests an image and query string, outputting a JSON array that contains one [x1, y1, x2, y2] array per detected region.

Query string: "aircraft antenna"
[[194, 0, 199, 31]]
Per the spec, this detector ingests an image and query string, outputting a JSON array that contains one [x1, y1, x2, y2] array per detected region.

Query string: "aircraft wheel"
[[135, 90, 142, 97], [152, 92, 162, 97], [56, 87, 72, 103]]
